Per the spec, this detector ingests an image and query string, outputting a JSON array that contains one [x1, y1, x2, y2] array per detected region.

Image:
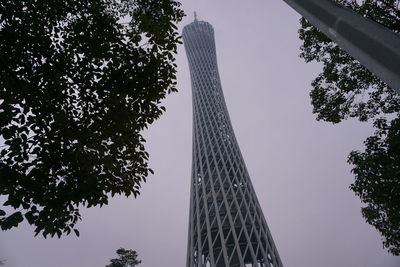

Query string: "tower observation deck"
[[183, 18, 283, 267]]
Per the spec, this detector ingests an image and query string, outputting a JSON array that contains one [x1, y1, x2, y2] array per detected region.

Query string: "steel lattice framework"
[[183, 18, 283, 267]]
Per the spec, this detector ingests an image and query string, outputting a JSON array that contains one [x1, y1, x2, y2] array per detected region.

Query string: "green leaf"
[[74, 229, 80, 237]]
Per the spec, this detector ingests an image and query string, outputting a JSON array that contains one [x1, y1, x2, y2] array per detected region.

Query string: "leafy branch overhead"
[[299, 0, 400, 124], [349, 118, 400, 255], [298, 0, 400, 255], [0, 0, 184, 237]]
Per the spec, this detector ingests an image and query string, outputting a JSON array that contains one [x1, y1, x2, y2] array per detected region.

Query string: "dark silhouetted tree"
[[106, 248, 141, 267], [298, 0, 400, 255], [298, 0, 400, 124], [349, 118, 400, 255], [0, 0, 184, 238]]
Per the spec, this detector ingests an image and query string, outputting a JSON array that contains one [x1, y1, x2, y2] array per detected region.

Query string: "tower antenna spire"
[[194, 11, 197, 21]]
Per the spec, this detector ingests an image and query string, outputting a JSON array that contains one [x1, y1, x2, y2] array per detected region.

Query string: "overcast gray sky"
[[1, 1, 400, 266]]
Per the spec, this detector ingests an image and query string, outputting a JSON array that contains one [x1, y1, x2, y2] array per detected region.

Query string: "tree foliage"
[[106, 248, 141, 267], [0, 0, 184, 237], [298, 0, 400, 254], [299, 0, 400, 124], [349, 118, 400, 255]]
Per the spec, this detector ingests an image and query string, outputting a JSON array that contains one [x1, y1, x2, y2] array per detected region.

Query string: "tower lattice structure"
[[183, 17, 283, 267]]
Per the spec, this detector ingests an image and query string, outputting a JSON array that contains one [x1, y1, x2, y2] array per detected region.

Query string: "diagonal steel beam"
[[283, 0, 400, 93]]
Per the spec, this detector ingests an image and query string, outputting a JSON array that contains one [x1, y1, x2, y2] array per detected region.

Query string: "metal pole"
[[283, 0, 400, 93]]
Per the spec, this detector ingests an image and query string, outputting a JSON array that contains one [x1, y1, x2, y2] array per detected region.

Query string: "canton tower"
[[183, 15, 283, 267]]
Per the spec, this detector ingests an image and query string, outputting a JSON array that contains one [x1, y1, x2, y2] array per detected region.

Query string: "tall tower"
[[183, 17, 283, 267]]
